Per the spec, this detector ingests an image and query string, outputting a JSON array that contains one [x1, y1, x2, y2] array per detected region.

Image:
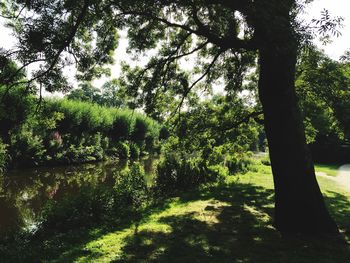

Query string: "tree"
[[1, 0, 343, 234], [0, 55, 35, 143], [297, 47, 350, 141], [100, 79, 133, 108], [66, 82, 102, 103], [296, 47, 350, 163]]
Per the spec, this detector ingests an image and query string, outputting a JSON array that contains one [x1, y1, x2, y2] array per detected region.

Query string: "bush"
[[131, 117, 148, 143], [9, 129, 47, 167], [1, 95, 161, 167], [112, 114, 131, 140], [114, 163, 149, 209], [0, 85, 35, 142], [207, 144, 252, 175], [155, 152, 219, 195], [109, 141, 130, 159], [66, 144, 104, 163], [226, 154, 253, 174], [129, 143, 140, 159], [40, 186, 114, 231], [39, 163, 149, 232]]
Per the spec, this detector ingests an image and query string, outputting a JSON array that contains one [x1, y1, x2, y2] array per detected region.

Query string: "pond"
[[0, 157, 157, 236]]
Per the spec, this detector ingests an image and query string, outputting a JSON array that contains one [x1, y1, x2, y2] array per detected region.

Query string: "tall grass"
[[1, 96, 163, 168], [45, 99, 161, 142]]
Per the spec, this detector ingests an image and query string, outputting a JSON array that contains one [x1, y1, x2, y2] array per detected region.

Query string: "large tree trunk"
[[253, 0, 339, 234], [257, 29, 338, 234]]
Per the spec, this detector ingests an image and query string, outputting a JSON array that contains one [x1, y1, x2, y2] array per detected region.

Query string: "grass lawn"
[[315, 163, 340, 177], [6, 162, 350, 263]]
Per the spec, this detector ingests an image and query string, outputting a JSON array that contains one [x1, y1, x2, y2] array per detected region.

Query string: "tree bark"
[[257, 26, 339, 234]]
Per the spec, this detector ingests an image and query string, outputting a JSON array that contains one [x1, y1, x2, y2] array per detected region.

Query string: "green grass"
[[5, 162, 350, 262], [315, 163, 340, 177], [257, 153, 340, 177]]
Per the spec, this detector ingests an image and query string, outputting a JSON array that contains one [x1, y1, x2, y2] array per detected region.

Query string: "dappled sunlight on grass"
[[10, 161, 350, 262], [67, 199, 231, 262], [48, 168, 350, 262]]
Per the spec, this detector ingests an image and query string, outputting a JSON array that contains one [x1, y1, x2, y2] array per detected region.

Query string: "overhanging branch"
[[119, 9, 257, 51], [170, 49, 224, 119]]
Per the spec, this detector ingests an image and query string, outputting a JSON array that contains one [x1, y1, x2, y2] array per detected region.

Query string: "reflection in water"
[[0, 158, 156, 235]]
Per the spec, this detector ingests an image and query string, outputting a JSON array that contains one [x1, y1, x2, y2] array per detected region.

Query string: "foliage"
[[155, 151, 212, 195], [111, 113, 131, 140], [207, 143, 253, 174], [0, 85, 35, 142], [110, 141, 130, 159], [152, 92, 259, 195], [297, 48, 348, 141], [114, 163, 149, 209], [0, 93, 161, 168], [66, 82, 102, 103], [9, 128, 47, 167], [38, 162, 149, 234], [296, 47, 350, 162], [66, 79, 133, 108], [1, 0, 342, 96], [129, 143, 140, 159], [131, 117, 148, 143], [159, 126, 170, 140], [40, 186, 115, 231], [0, 140, 8, 173]]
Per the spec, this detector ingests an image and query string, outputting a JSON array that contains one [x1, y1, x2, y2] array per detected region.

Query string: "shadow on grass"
[[3, 180, 350, 263], [324, 191, 350, 233], [0, 197, 176, 263], [112, 182, 350, 263]]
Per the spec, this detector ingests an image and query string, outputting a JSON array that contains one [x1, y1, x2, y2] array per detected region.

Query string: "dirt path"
[[317, 164, 350, 193]]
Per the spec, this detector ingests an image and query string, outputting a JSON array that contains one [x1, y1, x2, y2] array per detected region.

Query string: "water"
[[0, 158, 157, 235]]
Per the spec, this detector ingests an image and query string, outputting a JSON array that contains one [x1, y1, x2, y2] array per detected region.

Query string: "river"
[[0, 157, 157, 236]]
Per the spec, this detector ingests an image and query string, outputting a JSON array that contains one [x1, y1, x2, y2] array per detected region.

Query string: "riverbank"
[[0, 157, 158, 239], [2, 161, 349, 262]]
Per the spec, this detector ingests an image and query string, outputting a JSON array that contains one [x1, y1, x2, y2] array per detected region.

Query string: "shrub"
[[9, 129, 47, 167], [226, 153, 253, 174], [40, 186, 115, 231], [39, 163, 149, 232], [109, 141, 130, 159], [63, 144, 104, 163], [155, 152, 217, 195], [129, 143, 140, 159], [101, 136, 110, 150], [131, 117, 148, 143], [114, 163, 149, 209], [112, 114, 131, 140], [0, 85, 35, 142], [1, 95, 161, 167], [207, 144, 252, 175]]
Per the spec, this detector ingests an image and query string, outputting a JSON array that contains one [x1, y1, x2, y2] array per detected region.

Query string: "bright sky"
[[0, 0, 349, 92], [302, 0, 350, 59]]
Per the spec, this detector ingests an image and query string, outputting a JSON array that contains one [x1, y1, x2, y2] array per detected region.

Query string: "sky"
[[0, 0, 349, 93], [302, 0, 350, 59]]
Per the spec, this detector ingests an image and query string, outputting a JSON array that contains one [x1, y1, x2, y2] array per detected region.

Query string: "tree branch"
[[221, 110, 264, 131], [119, 9, 257, 51], [171, 49, 223, 119]]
